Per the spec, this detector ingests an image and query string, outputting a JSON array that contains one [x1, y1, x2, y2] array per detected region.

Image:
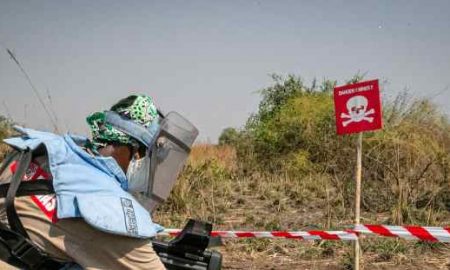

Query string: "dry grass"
[[0, 118, 14, 161], [189, 143, 237, 171], [0, 118, 447, 269], [0, 144, 10, 161], [153, 143, 450, 270]]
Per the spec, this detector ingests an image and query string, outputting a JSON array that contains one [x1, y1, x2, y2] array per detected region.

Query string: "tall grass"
[[0, 116, 13, 161], [154, 83, 449, 268], [230, 77, 450, 226], [155, 88, 449, 229], [154, 144, 237, 226], [154, 136, 449, 269]]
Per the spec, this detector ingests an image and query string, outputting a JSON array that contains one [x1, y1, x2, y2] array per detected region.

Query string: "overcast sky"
[[1, 0, 449, 142]]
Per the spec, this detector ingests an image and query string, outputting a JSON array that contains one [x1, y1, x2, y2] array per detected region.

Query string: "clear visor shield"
[[126, 155, 151, 193], [134, 112, 198, 211]]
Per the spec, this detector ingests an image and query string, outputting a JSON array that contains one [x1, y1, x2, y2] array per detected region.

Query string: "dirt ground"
[[220, 248, 450, 270]]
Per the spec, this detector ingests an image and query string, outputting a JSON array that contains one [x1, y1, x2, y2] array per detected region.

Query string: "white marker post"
[[354, 132, 363, 270], [333, 80, 383, 270]]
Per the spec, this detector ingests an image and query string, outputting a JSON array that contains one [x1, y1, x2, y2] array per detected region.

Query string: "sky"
[[1, 0, 449, 142]]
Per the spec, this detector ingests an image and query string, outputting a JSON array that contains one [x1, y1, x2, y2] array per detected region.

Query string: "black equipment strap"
[[0, 180, 54, 198], [0, 149, 64, 269], [5, 150, 32, 238], [0, 227, 49, 269]]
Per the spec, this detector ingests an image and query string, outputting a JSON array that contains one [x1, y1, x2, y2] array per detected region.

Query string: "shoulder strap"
[[0, 180, 54, 198], [0, 227, 64, 269], [0, 149, 64, 269], [0, 150, 54, 199], [5, 150, 32, 238]]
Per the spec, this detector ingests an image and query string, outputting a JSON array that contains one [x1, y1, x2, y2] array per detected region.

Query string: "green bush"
[[218, 127, 240, 146], [237, 75, 450, 225]]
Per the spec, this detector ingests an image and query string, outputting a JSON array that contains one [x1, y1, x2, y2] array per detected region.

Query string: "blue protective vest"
[[3, 127, 160, 238]]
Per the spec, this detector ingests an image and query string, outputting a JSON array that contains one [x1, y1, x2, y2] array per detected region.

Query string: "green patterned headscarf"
[[86, 94, 159, 149]]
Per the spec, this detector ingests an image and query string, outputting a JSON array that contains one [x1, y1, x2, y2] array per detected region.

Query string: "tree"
[[218, 127, 240, 146]]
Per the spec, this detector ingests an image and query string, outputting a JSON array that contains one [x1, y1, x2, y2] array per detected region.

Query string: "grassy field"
[[153, 143, 450, 270], [0, 132, 448, 269]]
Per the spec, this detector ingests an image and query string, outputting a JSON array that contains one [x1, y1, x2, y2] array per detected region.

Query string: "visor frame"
[[104, 111, 160, 149]]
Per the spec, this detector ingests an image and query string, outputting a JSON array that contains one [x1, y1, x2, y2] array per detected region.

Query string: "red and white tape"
[[160, 225, 450, 242], [354, 224, 450, 243], [160, 229, 358, 241]]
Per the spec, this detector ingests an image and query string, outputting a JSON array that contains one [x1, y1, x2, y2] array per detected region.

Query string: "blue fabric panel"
[[3, 127, 160, 238], [76, 195, 156, 238]]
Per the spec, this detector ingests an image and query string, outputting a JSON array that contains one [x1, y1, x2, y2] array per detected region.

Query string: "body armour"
[[3, 127, 160, 238]]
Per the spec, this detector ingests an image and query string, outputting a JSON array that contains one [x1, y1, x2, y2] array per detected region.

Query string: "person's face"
[[98, 144, 133, 173], [98, 144, 146, 173]]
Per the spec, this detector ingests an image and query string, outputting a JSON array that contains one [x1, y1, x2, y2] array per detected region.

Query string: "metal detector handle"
[[152, 219, 222, 270]]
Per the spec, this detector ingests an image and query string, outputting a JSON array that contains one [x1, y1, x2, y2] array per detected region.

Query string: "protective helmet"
[[87, 94, 199, 211]]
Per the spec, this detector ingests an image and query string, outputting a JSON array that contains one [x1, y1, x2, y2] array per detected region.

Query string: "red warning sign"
[[333, 79, 383, 135]]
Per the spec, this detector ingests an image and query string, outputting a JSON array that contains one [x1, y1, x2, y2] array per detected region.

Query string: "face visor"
[[104, 110, 198, 212]]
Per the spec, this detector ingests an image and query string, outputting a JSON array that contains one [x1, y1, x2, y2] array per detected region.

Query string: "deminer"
[[0, 94, 198, 269]]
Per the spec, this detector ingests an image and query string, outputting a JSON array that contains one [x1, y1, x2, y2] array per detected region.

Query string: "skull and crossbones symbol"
[[340, 95, 375, 127]]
